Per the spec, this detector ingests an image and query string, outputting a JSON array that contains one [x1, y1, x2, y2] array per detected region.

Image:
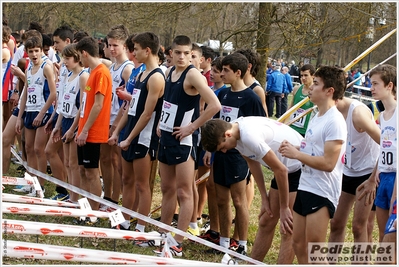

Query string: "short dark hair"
[[234, 48, 261, 77], [25, 35, 43, 50], [172, 35, 192, 49], [164, 46, 172, 57], [369, 64, 397, 96], [314, 66, 346, 101], [53, 25, 74, 42], [42, 34, 53, 47], [301, 64, 316, 75], [75, 36, 99, 57], [211, 56, 224, 72], [201, 45, 215, 61], [221, 53, 249, 79], [28, 21, 44, 33], [132, 32, 160, 55], [200, 119, 233, 152], [191, 43, 202, 55], [73, 31, 89, 43], [158, 46, 165, 64], [125, 33, 137, 53]]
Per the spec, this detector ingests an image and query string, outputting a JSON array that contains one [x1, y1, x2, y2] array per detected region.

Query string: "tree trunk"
[[255, 2, 273, 89]]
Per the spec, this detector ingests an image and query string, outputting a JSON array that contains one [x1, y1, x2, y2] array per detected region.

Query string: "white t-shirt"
[[234, 116, 303, 173], [298, 106, 347, 208]]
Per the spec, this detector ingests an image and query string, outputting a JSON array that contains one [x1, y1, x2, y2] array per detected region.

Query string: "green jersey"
[[289, 84, 314, 136]]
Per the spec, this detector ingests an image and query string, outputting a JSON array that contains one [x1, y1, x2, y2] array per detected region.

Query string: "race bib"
[[128, 88, 141, 116], [220, 105, 239, 122], [290, 108, 306, 128], [80, 92, 87, 118], [159, 100, 178, 132]]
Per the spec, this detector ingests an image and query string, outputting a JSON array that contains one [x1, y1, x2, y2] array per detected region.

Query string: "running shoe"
[[99, 204, 116, 213], [154, 243, 183, 257], [133, 230, 160, 247], [199, 229, 220, 245], [235, 245, 247, 256], [112, 223, 130, 231], [187, 226, 200, 236], [201, 220, 210, 233], [13, 185, 31, 193], [50, 193, 70, 201], [229, 238, 239, 251]]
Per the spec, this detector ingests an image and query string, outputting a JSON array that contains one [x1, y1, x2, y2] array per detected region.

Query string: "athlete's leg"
[[329, 192, 355, 242]]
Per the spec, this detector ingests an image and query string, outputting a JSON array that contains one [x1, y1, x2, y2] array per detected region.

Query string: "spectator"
[[266, 64, 286, 118]]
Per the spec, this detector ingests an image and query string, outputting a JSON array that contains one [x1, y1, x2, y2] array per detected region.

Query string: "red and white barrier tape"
[[2, 240, 225, 265], [9, 147, 264, 264], [2, 193, 80, 208], [2, 175, 33, 185], [2, 219, 164, 242], [2, 202, 108, 218]]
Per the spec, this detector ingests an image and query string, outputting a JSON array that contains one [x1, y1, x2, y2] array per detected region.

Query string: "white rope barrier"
[[2, 193, 80, 208], [7, 148, 265, 264], [2, 219, 164, 243], [2, 240, 225, 265]]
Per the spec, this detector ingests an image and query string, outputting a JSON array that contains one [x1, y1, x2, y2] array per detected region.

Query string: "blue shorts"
[[158, 144, 196, 165], [61, 117, 76, 137], [12, 107, 26, 118], [213, 151, 250, 188], [375, 172, 396, 210], [24, 111, 51, 129], [384, 200, 397, 234], [121, 143, 156, 162]]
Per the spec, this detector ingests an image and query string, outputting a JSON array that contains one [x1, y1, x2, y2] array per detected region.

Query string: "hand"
[[119, 139, 131, 151], [172, 123, 195, 141], [62, 129, 75, 144], [279, 140, 298, 159], [357, 179, 377, 206], [156, 124, 161, 137], [279, 207, 293, 235], [9, 92, 19, 106], [44, 118, 54, 134], [33, 112, 45, 128], [10, 65, 24, 78], [259, 196, 273, 220], [51, 127, 61, 143], [115, 85, 131, 101], [203, 151, 212, 167], [75, 131, 88, 147], [15, 118, 22, 135], [108, 134, 118, 146]]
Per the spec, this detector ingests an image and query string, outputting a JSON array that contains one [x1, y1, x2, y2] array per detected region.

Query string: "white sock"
[[220, 237, 230, 248], [135, 223, 145, 232], [189, 222, 198, 229]]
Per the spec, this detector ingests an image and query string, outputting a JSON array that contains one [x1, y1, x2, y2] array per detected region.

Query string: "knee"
[[259, 213, 278, 229], [33, 145, 44, 156], [330, 218, 345, 234], [135, 181, 149, 194]]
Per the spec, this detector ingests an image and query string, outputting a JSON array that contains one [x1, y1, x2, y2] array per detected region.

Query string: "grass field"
[[2, 158, 380, 265]]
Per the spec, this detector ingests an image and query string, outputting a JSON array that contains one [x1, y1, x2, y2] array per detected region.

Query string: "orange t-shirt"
[[78, 63, 112, 143]]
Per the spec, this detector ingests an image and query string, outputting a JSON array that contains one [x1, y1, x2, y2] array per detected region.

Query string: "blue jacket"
[[266, 70, 286, 94], [283, 73, 293, 94]]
